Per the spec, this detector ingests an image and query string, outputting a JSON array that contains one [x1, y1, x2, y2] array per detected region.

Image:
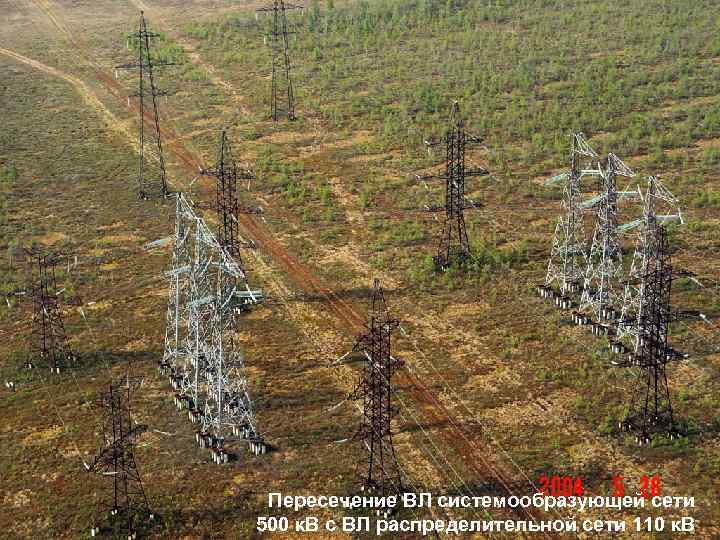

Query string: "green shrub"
[[690, 191, 720, 208], [359, 187, 374, 208], [316, 182, 333, 205], [467, 240, 528, 273]]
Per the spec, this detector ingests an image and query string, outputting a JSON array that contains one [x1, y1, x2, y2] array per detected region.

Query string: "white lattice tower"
[[162, 195, 192, 374], [198, 220, 259, 450], [580, 154, 637, 319], [545, 133, 603, 294], [163, 193, 264, 459], [182, 208, 214, 415], [618, 176, 683, 349]]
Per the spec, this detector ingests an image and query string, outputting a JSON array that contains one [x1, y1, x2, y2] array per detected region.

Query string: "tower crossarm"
[[606, 153, 635, 178], [572, 133, 599, 158], [424, 134, 483, 148], [416, 167, 489, 182], [544, 171, 570, 186], [87, 424, 148, 473], [617, 189, 642, 201], [256, 1, 305, 12], [544, 167, 603, 187], [115, 61, 175, 70], [579, 193, 605, 209], [423, 200, 482, 212]]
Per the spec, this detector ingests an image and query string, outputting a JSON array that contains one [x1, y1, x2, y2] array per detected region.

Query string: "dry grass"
[[1, 0, 719, 538]]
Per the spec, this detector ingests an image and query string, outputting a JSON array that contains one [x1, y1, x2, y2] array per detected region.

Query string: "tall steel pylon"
[[257, 1, 303, 121], [544, 133, 603, 295], [580, 154, 638, 320], [162, 193, 264, 462], [617, 176, 683, 351], [87, 378, 154, 538], [28, 251, 74, 373], [350, 279, 404, 502], [619, 226, 682, 444], [116, 11, 173, 199], [419, 101, 488, 270], [184, 215, 214, 423], [201, 130, 261, 267]]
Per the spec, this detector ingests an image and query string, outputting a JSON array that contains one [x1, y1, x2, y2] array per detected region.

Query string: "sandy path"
[[0, 47, 138, 154]]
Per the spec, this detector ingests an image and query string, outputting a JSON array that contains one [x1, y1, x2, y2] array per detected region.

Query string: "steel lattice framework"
[[538, 138, 690, 444], [580, 153, 638, 320], [257, 1, 302, 121], [161, 197, 191, 385], [162, 193, 264, 462], [351, 279, 404, 502], [544, 133, 603, 295], [420, 101, 488, 270], [87, 378, 154, 538], [28, 251, 74, 373], [617, 176, 683, 350], [201, 130, 261, 266], [619, 226, 681, 444], [184, 219, 214, 420], [116, 11, 173, 199]]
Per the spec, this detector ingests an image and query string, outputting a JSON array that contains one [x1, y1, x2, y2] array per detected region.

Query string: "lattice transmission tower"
[[617, 176, 683, 351], [116, 11, 173, 199], [257, 1, 303, 121], [27, 250, 74, 373], [183, 209, 214, 426], [160, 195, 192, 379], [419, 101, 488, 270], [350, 279, 404, 503], [619, 226, 682, 444], [543, 133, 603, 297], [162, 193, 264, 462], [201, 130, 261, 266], [87, 378, 154, 538], [580, 154, 638, 320]]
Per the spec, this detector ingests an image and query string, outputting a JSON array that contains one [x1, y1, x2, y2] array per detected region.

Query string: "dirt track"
[[0, 47, 138, 152]]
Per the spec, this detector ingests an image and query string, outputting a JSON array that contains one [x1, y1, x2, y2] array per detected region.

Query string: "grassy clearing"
[[2, 0, 720, 537]]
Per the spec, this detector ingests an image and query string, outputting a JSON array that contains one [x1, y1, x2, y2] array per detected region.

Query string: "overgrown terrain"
[[1, 0, 719, 538]]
